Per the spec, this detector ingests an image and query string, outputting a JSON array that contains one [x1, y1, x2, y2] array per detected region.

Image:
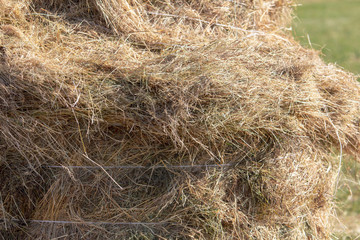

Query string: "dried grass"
[[0, 0, 359, 239]]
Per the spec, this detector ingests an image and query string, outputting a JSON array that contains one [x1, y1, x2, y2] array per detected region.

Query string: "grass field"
[[293, 0, 360, 75], [293, 1, 360, 238]]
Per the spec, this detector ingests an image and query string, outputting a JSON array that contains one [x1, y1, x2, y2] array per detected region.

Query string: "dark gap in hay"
[[30, 0, 106, 27], [0, 160, 54, 222]]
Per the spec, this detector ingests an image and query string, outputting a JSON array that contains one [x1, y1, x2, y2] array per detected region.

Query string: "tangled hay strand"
[[30, 0, 294, 46], [0, 0, 360, 239]]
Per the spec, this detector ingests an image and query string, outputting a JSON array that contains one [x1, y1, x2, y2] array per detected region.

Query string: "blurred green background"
[[292, 0, 360, 238], [293, 0, 360, 75]]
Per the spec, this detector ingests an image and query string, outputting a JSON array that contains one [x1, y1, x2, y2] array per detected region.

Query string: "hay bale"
[[0, 0, 359, 239], [30, 0, 294, 46]]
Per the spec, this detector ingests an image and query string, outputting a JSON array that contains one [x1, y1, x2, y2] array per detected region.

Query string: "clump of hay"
[[0, 0, 359, 239]]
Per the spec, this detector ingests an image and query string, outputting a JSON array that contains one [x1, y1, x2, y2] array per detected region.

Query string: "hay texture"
[[0, 0, 359, 239]]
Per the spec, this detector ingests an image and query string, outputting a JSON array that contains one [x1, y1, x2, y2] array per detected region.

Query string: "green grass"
[[337, 159, 360, 214], [293, 1, 360, 238], [335, 159, 360, 239], [293, 0, 360, 75]]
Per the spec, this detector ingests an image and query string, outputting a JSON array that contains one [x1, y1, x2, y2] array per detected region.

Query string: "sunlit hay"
[[0, 0, 360, 239], [29, 0, 295, 47], [1, 25, 23, 39]]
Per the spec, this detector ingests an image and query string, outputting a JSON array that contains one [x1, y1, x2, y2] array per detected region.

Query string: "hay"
[[0, 0, 359, 239]]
